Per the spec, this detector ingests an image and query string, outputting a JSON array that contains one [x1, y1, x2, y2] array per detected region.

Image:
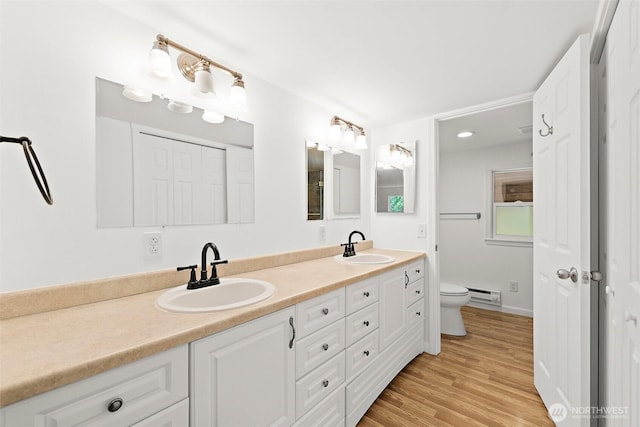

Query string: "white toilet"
[[440, 282, 471, 336]]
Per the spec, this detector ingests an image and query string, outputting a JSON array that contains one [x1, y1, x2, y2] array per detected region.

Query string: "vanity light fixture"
[[457, 130, 475, 138], [328, 116, 367, 149], [202, 110, 225, 124], [141, 34, 248, 114], [388, 143, 414, 168]]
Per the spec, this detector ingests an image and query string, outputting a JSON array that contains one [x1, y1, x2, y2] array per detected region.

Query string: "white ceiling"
[[438, 100, 533, 152], [103, 0, 600, 128]]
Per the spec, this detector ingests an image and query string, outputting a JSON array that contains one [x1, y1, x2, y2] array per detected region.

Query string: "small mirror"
[[307, 142, 325, 220], [375, 141, 416, 213], [332, 151, 361, 215]]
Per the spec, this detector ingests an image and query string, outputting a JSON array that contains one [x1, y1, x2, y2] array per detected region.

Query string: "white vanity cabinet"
[[190, 307, 296, 427], [0, 345, 188, 427]]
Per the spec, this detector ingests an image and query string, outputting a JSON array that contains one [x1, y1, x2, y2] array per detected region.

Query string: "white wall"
[[439, 141, 533, 316], [0, 1, 369, 292]]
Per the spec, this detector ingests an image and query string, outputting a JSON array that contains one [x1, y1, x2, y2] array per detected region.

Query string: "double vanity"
[[0, 243, 429, 426]]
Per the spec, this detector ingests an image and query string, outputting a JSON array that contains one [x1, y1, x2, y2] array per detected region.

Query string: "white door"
[[602, 1, 640, 424], [533, 33, 591, 425]]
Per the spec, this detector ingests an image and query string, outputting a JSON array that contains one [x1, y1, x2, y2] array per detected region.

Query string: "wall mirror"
[[332, 151, 361, 216], [375, 141, 416, 213], [306, 143, 325, 220], [96, 77, 255, 227]]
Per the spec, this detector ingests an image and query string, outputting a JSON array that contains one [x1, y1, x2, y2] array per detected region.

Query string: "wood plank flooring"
[[358, 306, 554, 426]]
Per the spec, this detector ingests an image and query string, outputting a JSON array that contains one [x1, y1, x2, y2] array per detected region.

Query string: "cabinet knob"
[[107, 398, 123, 413], [416, 269, 421, 274], [322, 343, 329, 351], [322, 308, 329, 315], [363, 320, 370, 327], [363, 291, 370, 297], [416, 311, 421, 316], [322, 380, 329, 388], [364, 350, 370, 356], [415, 290, 421, 295]]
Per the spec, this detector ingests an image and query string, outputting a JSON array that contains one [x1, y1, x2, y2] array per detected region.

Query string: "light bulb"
[[146, 41, 172, 81], [229, 78, 248, 112], [202, 110, 225, 124], [329, 123, 342, 142]]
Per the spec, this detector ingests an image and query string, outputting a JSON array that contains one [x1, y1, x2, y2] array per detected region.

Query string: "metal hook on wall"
[[0, 135, 53, 205], [539, 114, 553, 137]]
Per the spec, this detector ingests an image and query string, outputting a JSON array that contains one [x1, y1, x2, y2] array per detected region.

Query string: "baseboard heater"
[[467, 287, 502, 306]]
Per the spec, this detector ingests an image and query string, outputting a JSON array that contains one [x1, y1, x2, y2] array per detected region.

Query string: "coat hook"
[[539, 114, 553, 137]]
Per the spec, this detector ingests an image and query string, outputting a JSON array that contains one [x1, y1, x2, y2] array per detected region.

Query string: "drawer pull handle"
[[416, 311, 422, 316], [364, 350, 370, 356], [415, 290, 421, 294], [289, 316, 295, 349], [322, 308, 329, 315], [322, 379, 329, 388], [363, 291, 370, 297], [107, 398, 123, 413], [322, 343, 329, 351], [363, 320, 370, 326]]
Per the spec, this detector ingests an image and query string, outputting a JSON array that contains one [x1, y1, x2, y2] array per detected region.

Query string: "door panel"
[[533, 33, 591, 425]]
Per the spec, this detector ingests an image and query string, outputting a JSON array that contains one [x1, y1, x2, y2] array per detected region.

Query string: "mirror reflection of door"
[[307, 146, 324, 220], [333, 152, 360, 215]]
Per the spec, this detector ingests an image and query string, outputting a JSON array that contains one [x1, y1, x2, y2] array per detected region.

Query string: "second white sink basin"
[[157, 278, 275, 313], [334, 253, 395, 264]]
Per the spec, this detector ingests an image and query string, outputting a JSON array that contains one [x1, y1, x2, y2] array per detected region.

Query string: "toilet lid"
[[440, 282, 470, 296]]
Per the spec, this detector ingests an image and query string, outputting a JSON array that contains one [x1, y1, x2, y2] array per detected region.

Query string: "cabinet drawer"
[[0, 345, 188, 427], [406, 278, 425, 307], [346, 330, 379, 380], [345, 302, 379, 347], [296, 288, 345, 338], [296, 352, 345, 420], [407, 298, 425, 330], [405, 260, 424, 284], [345, 277, 378, 315], [296, 319, 346, 379], [131, 398, 189, 427], [293, 385, 345, 427]]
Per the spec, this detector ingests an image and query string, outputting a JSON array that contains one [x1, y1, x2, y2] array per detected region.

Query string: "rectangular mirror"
[[332, 151, 360, 215], [306, 143, 325, 220], [96, 78, 255, 227], [375, 141, 416, 213]]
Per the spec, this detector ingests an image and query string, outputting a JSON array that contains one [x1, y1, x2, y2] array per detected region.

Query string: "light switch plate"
[[417, 223, 427, 238]]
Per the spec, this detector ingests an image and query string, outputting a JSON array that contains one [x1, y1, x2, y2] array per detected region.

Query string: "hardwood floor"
[[358, 306, 553, 426]]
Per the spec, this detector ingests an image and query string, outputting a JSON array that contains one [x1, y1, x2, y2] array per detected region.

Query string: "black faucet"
[[341, 230, 365, 257], [177, 242, 228, 289]]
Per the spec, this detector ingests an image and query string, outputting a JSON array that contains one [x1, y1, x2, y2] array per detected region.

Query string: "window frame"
[[485, 167, 533, 247]]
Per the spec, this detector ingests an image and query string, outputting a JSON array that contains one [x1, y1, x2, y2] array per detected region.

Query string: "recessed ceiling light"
[[457, 131, 475, 138]]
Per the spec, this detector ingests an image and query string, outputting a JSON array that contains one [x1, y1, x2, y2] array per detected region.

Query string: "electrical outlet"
[[509, 280, 518, 292], [417, 223, 427, 238], [143, 232, 162, 260]]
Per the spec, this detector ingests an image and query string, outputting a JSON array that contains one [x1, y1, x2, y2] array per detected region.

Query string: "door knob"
[[557, 267, 579, 283]]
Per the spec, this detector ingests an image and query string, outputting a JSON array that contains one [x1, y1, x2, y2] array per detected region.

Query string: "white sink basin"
[[334, 253, 395, 264], [157, 278, 275, 313]]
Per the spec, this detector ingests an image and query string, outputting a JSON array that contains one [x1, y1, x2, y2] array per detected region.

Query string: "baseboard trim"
[[467, 301, 533, 317]]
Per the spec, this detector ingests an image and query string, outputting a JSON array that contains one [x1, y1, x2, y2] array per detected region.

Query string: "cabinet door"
[[191, 307, 295, 427], [378, 268, 407, 351]]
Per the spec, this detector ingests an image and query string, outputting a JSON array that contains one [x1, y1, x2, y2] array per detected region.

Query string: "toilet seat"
[[440, 282, 469, 296]]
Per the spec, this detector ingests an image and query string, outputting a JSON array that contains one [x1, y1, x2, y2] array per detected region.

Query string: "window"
[[491, 168, 533, 243]]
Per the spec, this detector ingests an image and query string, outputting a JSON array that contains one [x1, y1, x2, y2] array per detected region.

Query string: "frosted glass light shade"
[[329, 124, 342, 142], [122, 86, 152, 102], [167, 100, 193, 114], [202, 110, 225, 124], [146, 43, 172, 80], [343, 128, 355, 145], [355, 134, 368, 149], [229, 84, 247, 112], [194, 68, 215, 95]]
